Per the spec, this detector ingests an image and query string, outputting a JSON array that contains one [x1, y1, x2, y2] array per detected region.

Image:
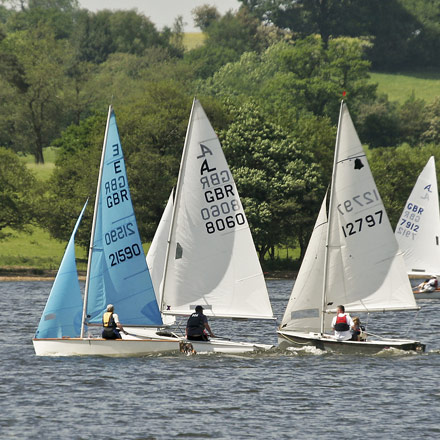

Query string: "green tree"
[[0, 147, 36, 237], [185, 7, 270, 79], [241, 0, 440, 70], [220, 100, 323, 260], [0, 26, 70, 162], [369, 144, 440, 227], [202, 37, 375, 125]]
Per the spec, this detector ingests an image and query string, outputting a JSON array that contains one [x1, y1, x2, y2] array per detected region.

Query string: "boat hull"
[[184, 338, 274, 354], [413, 289, 440, 300], [277, 330, 425, 354], [33, 337, 181, 357]]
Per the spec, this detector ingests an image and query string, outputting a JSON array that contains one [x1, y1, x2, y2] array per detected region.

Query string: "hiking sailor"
[[331, 305, 354, 341]]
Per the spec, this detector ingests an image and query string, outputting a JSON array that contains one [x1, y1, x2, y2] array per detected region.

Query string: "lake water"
[[1, 279, 439, 439]]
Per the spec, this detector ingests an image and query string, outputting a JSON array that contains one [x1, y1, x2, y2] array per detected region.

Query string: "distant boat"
[[33, 107, 181, 356], [157, 99, 275, 353], [277, 101, 425, 354], [395, 156, 440, 278]]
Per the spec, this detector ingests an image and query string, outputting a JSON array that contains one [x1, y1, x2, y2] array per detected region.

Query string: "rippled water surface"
[[1, 280, 440, 439]]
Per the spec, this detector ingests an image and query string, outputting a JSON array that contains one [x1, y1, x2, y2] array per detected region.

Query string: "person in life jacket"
[[102, 304, 128, 340], [185, 305, 215, 341], [419, 275, 438, 293], [331, 305, 355, 341], [350, 316, 366, 341]]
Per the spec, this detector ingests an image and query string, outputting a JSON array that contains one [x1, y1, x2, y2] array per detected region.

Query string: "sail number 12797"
[[341, 210, 383, 237]]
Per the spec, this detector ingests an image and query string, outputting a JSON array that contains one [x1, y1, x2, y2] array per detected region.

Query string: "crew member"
[[186, 305, 215, 341], [102, 304, 127, 339], [331, 305, 354, 341]]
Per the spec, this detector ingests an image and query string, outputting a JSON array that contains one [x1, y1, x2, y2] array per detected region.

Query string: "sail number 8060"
[[341, 210, 383, 238], [109, 243, 141, 266], [205, 214, 245, 234]]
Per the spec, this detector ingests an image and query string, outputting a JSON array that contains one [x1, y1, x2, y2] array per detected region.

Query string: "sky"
[[78, 0, 241, 32]]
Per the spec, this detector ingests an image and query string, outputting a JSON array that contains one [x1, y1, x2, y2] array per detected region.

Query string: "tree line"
[[1, 0, 440, 263]]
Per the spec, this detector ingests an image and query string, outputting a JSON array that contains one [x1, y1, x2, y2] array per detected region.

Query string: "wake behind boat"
[[277, 101, 425, 354], [33, 107, 181, 356], [153, 99, 276, 354]]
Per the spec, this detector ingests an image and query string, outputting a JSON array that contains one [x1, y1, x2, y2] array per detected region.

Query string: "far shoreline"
[[0, 267, 297, 282]]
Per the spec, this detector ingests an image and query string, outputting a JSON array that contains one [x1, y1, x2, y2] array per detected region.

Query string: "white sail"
[[161, 99, 274, 320], [147, 191, 173, 303], [146, 192, 175, 325], [324, 103, 418, 313], [395, 156, 440, 276], [279, 197, 333, 333]]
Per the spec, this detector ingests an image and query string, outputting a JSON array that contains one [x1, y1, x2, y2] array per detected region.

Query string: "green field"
[[370, 71, 440, 103], [183, 32, 205, 50], [0, 225, 87, 272]]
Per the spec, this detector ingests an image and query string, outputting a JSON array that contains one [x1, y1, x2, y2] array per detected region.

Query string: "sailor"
[[419, 275, 438, 292], [102, 304, 128, 339], [350, 316, 366, 341], [331, 305, 354, 341], [186, 305, 215, 341]]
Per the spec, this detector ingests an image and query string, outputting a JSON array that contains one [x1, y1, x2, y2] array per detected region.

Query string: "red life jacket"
[[334, 314, 350, 331]]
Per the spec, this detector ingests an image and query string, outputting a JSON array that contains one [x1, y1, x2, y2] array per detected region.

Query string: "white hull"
[[33, 336, 180, 356], [186, 338, 274, 354], [125, 327, 274, 354], [277, 330, 425, 354], [413, 289, 440, 300]]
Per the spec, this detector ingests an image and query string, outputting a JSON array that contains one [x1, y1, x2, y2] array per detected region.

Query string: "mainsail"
[[161, 99, 274, 320], [85, 107, 162, 326], [395, 156, 440, 276], [35, 201, 87, 338], [324, 102, 417, 313]]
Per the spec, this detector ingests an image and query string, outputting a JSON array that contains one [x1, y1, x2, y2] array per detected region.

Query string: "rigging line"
[[405, 308, 421, 337]]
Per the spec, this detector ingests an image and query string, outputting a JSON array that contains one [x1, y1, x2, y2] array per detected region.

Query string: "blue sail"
[[86, 109, 162, 325], [35, 201, 87, 338]]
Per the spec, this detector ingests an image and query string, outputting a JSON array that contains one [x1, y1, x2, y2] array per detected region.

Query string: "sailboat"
[[395, 156, 440, 298], [157, 99, 275, 353], [33, 107, 181, 356], [277, 101, 425, 354]]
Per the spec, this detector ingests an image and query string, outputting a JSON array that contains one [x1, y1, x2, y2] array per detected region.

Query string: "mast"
[[320, 100, 344, 335], [159, 98, 197, 312], [80, 105, 112, 338]]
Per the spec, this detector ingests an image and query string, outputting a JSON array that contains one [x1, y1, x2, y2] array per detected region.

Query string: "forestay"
[[35, 201, 87, 338], [395, 156, 440, 276], [86, 108, 162, 326], [325, 103, 418, 313], [161, 99, 274, 320]]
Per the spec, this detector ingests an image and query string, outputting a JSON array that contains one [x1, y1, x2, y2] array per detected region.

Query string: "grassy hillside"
[[370, 71, 440, 103], [183, 32, 205, 50]]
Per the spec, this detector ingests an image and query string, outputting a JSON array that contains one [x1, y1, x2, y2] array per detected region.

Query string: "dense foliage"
[[1, 0, 440, 265]]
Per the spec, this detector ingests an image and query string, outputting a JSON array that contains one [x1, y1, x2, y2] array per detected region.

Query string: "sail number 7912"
[[341, 210, 383, 237]]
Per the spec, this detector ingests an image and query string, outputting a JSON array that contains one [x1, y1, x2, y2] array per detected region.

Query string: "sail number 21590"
[[341, 210, 383, 238]]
